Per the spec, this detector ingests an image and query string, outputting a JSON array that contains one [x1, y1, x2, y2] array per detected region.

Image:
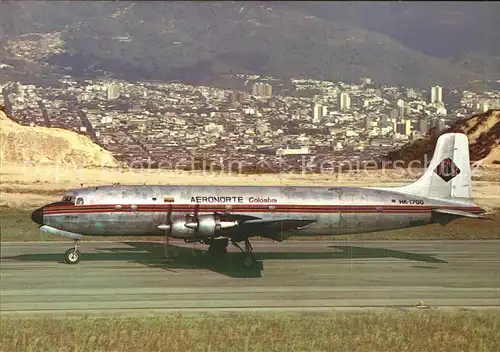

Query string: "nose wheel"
[[64, 240, 81, 264]]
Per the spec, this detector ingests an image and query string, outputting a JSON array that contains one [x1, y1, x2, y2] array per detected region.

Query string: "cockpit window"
[[62, 196, 75, 203], [75, 197, 84, 205]]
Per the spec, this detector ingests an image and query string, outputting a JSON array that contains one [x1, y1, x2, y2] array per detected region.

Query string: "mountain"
[[0, 105, 118, 167], [275, 2, 500, 58], [0, 2, 497, 87], [386, 109, 500, 168]]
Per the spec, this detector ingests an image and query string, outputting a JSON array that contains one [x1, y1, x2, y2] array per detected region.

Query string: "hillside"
[[0, 106, 118, 167], [0, 1, 490, 88], [278, 2, 500, 58], [386, 109, 500, 167]]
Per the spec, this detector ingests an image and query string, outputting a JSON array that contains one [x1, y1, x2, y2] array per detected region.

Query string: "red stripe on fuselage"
[[42, 203, 484, 215]]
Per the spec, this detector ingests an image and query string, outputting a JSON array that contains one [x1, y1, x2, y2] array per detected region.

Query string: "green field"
[[1, 311, 499, 352], [1, 207, 499, 242]]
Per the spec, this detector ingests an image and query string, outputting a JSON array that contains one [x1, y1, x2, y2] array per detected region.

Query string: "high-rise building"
[[228, 92, 237, 104], [252, 82, 272, 97], [107, 84, 119, 100], [262, 84, 272, 97], [430, 85, 443, 104], [251, 83, 259, 96], [312, 104, 328, 123], [338, 92, 351, 111], [237, 92, 246, 103], [403, 119, 412, 135], [228, 91, 245, 104]]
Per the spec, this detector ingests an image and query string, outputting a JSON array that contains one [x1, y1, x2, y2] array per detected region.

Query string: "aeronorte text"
[[191, 196, 244, 203], [190, 196, 278, 203]]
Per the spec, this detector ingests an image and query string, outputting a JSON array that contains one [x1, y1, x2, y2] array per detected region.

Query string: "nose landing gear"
[[64, 240, 81, 264]]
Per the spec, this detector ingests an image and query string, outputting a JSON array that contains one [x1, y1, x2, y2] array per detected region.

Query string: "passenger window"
[[75, 197, 84, 205]]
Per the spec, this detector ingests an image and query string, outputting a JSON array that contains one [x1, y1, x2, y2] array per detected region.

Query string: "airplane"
[[31, 133, 487, 267]]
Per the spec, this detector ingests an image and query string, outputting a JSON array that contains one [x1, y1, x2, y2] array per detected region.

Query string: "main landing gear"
[[206, 238, 257, 268], [232, 238, 257, 268], [64, 240, 81, 264], [207, 238, 229, 255]]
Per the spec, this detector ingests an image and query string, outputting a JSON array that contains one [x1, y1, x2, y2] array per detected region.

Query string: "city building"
[[418, 116, 428, 134], [360, 77, 372, 86], [276, 146, 310, 156], [481, 101, 490, 112], [252, 82, 272, 97], [406, 88, 416, 99], [398, 105, 407, 117], [107, 84, 119, 100], [312, 104, 328, 123], [403, 119, 412, 135], [395, 122, 405, 135], [430, 85, 443, 104], [338, 92, 351, 111], [228, 91, 246, 105]]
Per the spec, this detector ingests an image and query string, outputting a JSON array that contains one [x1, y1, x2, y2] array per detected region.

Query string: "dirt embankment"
[[0, 106, 118, 167], [387, 109, 500, 168]]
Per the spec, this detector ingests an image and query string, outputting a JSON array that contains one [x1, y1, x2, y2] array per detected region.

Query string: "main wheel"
[[64, 248, 81, 264], [242, 254, 256, 268], [208, 239, 229, 256]]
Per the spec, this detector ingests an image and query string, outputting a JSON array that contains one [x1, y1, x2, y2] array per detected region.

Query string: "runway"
[[1, 240, 499, 315]]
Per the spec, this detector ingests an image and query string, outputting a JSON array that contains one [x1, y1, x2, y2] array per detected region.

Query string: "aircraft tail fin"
[[396, 133, 474, 202]]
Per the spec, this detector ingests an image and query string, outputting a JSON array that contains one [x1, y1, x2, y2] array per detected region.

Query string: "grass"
[[1, 207, 499, 242], [1, 311, 499, 352]]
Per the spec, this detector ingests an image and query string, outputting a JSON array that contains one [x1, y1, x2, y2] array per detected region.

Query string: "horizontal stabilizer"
[[432, 208, 490, 219]]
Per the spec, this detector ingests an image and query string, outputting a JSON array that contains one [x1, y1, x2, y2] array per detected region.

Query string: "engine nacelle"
[[167, 213, 238, 239]]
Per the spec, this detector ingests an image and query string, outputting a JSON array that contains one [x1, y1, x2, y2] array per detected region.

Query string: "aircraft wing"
[[237, 218, 317, 242]]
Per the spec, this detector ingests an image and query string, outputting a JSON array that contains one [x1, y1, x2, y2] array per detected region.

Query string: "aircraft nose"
[[31, 207, 44, 225]]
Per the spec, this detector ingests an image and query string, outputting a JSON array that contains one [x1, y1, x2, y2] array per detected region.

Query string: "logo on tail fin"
[[434, 158, 461, 182]]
